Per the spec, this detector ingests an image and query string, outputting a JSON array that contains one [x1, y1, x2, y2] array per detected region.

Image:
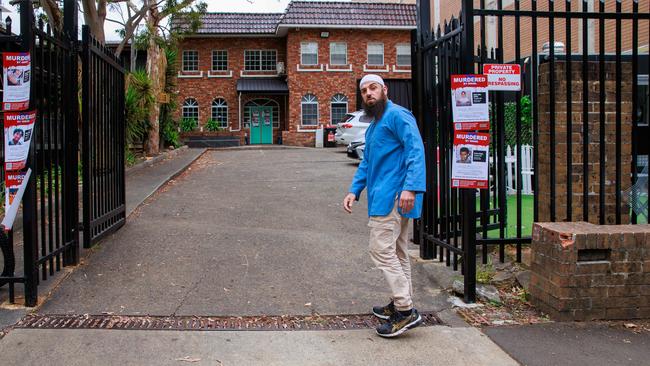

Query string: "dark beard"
[[363, 97, 387, 121]]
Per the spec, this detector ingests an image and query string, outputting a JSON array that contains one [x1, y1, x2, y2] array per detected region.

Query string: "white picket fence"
[[505, 145, 534, 195]]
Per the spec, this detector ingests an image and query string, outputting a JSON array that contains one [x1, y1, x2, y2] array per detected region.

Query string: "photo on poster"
[[451, 132, 490, 189]]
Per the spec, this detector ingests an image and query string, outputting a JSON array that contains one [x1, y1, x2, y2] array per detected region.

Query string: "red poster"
[[4, 110, 36, 171], [483, 64, 521, 91], [451, 74, 490, 131], [451, 132, 490, 189], [3, 52, 31, 111]]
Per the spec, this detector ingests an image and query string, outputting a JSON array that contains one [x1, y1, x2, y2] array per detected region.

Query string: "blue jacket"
[[348, 100, 426, 218]]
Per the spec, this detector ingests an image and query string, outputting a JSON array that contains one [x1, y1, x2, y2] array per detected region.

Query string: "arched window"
[[330, 94, 348, 125], [211, 98, 228, 128], [243, 99, 280, 129], [301, 94, 318, 126], [182, 98, 199, 121]]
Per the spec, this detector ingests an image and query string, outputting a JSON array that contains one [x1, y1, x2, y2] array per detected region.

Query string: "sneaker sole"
[[376, 314, 423, 338], [372, 311, 391, 320]]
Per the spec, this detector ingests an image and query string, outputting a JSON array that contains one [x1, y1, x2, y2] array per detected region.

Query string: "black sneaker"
[[372, 301, 395, 320], [376, 309, 423, 338]]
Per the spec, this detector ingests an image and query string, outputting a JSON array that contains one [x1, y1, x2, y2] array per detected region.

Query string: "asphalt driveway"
[[38, 148, 445, 316]]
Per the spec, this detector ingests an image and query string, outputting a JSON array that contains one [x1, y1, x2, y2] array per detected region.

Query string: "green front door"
[[250, 107, 273, 145]]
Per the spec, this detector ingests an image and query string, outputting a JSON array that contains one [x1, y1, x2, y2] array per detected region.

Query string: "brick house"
[[172, 1, 416, 147]]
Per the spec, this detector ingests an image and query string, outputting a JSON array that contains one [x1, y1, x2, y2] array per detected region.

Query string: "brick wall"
[[530, 222, 650, 321], [175, 28, 412, 147], [175, 37, 287, 144], [537, 61, 632, 224], [284, 28, 412, 146]]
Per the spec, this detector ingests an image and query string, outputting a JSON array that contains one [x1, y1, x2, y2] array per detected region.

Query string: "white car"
[[346, 136, 365, 160], [335, 111, 372, 145]]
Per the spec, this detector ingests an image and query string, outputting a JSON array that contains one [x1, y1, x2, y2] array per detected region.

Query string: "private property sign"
[[483, 64, 521, 91]]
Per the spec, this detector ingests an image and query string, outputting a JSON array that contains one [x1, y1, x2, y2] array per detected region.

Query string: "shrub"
[[180, 117, 198, 132], [204, 119, 224, 132], [125, 70, 154, 146], [503, 95, 533, 147]]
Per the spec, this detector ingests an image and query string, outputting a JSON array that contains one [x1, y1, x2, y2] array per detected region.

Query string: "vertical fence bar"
[[614, 0, 621, 224], [598, 0, 605, 224], [631, 1, 638, 224], [582, 0, 589, 222], [497, 0, 506, 263], [82, 26, 91, 248], [461, 0, 476, 303], [549, 0, 557, 222], [21, 0, 39, 307], [532, 0, 539, 222], [514, 0, 522, 262], [565, 0, 573, 223]]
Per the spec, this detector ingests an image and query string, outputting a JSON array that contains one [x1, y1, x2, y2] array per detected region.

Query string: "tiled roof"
[[173, 13, 284, 34], [280, 1, 416, 28], [175, 1, 416, 35]]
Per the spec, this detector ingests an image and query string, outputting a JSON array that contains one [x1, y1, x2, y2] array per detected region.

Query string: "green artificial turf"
[[476, 194, 534, 239]]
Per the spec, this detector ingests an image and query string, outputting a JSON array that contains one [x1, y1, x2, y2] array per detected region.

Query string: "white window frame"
[[301, 42, 319, 66], [244, 49, 278, 72], [211, 98, 228, 128], [182, 98, 199, 123], [211, 50, 228, 72], [396, 43, 411, 67], [301, 94, 319, 126], [329, 42, 347, 66], [182, 50, 199, 72], [367, 43, 384, 66], [330, 94, 348, 125]]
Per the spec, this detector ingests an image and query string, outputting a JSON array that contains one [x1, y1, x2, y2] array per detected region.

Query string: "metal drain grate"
[[16, 312, 442, 331]]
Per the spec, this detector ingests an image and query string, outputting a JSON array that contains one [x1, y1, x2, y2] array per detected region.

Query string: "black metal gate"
[[413, 0, 650, 302], [81, 26, 126, 248], [0, 0, 126, 306]]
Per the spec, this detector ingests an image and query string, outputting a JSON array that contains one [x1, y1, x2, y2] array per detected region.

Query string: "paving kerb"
[[0, 327, 518, 366]]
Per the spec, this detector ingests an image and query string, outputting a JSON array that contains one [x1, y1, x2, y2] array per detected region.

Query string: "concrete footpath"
[[0, 327, 516, 366]]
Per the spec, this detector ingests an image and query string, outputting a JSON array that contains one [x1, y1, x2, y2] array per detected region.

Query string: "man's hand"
[[399, 190, 416, 214], [343, 193, 356, 214]]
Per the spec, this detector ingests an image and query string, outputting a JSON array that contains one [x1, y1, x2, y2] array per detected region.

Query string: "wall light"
[[320, 31, 329, 38]]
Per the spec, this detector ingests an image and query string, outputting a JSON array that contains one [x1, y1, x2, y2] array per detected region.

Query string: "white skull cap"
[[359, 74, 385, 89]]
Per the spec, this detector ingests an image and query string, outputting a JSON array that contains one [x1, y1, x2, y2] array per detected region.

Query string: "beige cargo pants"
[[368, 201, 413, 311]]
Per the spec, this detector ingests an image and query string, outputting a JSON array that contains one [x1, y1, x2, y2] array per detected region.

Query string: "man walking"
[[343, 74, 426, 337]]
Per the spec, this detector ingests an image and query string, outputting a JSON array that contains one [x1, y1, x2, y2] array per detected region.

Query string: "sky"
[[1, 0, 297, 41]]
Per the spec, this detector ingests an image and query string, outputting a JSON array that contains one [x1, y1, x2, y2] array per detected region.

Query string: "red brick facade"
[[175, 27, 412, 146]]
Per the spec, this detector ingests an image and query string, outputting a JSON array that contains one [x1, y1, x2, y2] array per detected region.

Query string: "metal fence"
[[413, 0, 650, 302], [0, 0, 126, 306], [81, 25, 126, 248]]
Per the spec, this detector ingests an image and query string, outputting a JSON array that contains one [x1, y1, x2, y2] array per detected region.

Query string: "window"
[[244, 50, 277, 71], [182, 98, 199, 121], [301, 94, 318, 126], [330, 94, 348, 124], [301, 42, 318, 65], [396, 44, 411, 66], [182, 50, 199, 72], [212, 50, 228, 71], [367, 43, 384, 66], [330, 42, 347, 65], [211, 98, 228, 128], [243, 99, 280, 128]]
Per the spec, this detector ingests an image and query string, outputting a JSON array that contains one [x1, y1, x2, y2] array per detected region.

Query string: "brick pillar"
[[537, 61, 633, 224]]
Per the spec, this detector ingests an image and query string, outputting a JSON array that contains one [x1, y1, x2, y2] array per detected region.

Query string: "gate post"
[[62, 0, 80, 265], [19, 0, 39, 307], [460, 0, 477, 303]]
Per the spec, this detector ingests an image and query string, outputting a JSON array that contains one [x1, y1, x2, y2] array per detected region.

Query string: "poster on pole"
[[483, 64, 521, 91], [2, 169, 31, 230], [451, 132, 490, 189], [2, 52, 31, 111], [451, 74, 490, 131], [4, 110, 36, 171]]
